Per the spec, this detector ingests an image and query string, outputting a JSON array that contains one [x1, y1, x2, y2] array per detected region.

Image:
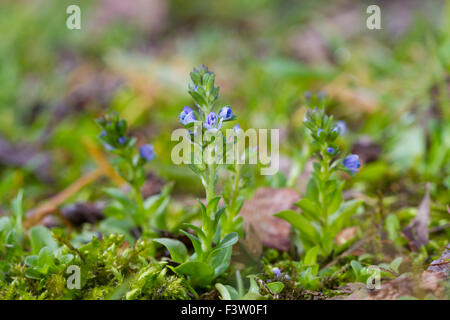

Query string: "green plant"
[[350, 257, 402, 284], [276, 95, 362, 259], [24, 226, 74, 279], [0, 190, 26, 280], [215, 271, 266, 300], [97, 113, 171, 241], [295, 246, 321, 290], [154, 65, 240, 288]]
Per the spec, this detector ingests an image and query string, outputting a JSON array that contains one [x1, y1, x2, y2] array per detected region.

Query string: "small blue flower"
[[218, 106, 233, 120], [118, 136, 127, 145], [182, 112, 196, 126], [272, 267, 281, 278], [139, 144, 155, 162], [317, 129, 325, 137], [343, 154, 361, 173], [304, 91, 312, 100], [284, 275, 291, 280], [332, 121, 347, 135], [104, 143, 114, 151], [179, 107, 196, 125], [179, 106, 193, 120], [233, 124, 242, 133], [100, 130, 107, 137], [203, 112, 222, 132], [326, 147, 335, 154]]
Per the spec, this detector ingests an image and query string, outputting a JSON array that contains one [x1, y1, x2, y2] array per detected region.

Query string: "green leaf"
[[385, 214, 401, 243], [11, 190, 24, 228], [188, 163, 204, 176], [175, 261, 214, 287], [189, 91, 208, 107], [0, 217, 13, 238], [25, 255, 38, 267], [190, 71, 201, 85], [303, 246, 319, 266], [304, 177, 319, 202], [215, 283, 232, 300], [181, 223, 206, 241], [296, 199, 321, 221], [266, 282, 284, 294], [103, 188, 133, 208], [103, 203, 127, 220], [327, 182, 344, 215], [243, 276, 267, 300], [24, 268, 43, 280], [4, 229, 20, 258], [197, 199, 208, 226], [207, 196, 221, 215], [215, 283, 239, 300], [390, 257, 403, 273], [351, 260, 363, 279], [37, 247, 55, 271], [209, 245, 233, 278], [29, 226, 57, 254], [217, 232, 238, 249], [328, 200, 362, 238], [153, 238, 188, 264], [275, 210, 319, 243], [212, 207, 226, 231], [180, 230, 203, 258], [146, 183, 173, 230]]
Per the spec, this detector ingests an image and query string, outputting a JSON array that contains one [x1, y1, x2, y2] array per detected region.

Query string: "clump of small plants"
[[0, 67, 448, 301], [154, 65, 244, 291]]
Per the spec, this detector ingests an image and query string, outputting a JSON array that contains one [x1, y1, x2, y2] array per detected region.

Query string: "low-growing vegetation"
[[0, 0, 448, 301]]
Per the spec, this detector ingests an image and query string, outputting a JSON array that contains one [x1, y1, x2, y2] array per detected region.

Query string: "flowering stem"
[[201, 163, 216, 252], [319, 151, 331, 224]]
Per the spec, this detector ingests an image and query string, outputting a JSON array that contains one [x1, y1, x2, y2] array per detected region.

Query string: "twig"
[[23, 137, 126, 229], [22, 168, 103, 229], [82, 136, 125, 186]]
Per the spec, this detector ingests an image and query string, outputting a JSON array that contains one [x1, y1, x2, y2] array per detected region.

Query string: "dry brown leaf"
[[346, 275, 414, 300], [344, 246, 450, 300], [92, 0, 168, 34], [232, 223, 264, 270], [324, 83, 377, 113], [239, 187, 299, 251], [241, 222, 263, 260], [402, 183, 431, 250], [335, 226, 358, 246], [427, 245, 450, 274]]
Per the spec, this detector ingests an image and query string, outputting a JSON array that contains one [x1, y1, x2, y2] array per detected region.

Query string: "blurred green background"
[[0, 0, 448, 219]]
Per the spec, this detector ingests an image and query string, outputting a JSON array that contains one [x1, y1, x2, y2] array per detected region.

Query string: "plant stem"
[[202, 163, 216, 253]]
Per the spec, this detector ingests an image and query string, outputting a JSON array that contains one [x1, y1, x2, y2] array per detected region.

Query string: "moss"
[[125, 263, 189, 300], [44, 274, 66, 299], [83, 286, 116, 300]]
